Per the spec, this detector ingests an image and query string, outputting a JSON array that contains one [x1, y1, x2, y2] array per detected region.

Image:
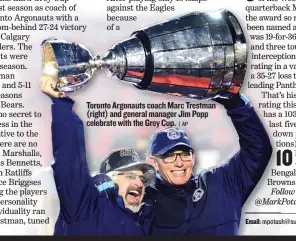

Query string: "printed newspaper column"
[[0, 3, 42, 232], [0, 0, 87, 235], [242, 2, 296, 234], [105, 0, 176, 31]]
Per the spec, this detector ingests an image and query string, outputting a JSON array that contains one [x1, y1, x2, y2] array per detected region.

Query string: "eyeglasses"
[[115, 172, 147, 184], [158, 151, 193, 163]]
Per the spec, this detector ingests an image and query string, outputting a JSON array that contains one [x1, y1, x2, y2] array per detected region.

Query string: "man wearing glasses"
[[97, 148, 156, 213], [40, 76, 156, 235], [145, 94, 272, 235]]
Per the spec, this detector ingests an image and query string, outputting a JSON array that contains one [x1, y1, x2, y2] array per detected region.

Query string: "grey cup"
[[42, 9, 247, 99]]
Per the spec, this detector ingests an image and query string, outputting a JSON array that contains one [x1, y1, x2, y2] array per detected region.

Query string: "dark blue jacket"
[[144, 103, 273, 235], [51, 98, 152, 236]]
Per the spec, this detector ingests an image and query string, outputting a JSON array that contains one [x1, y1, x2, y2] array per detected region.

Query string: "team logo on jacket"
[[167, 128, 181, 140], [192, 188, 204, 202]]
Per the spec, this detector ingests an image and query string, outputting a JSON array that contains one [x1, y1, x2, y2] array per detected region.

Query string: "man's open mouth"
[[170, 169, 186, 176], [128, 190, 141, 197], [126, 186, 143, 204]]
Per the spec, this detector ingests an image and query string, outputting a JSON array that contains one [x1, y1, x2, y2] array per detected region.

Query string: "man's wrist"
[[213, 93, 249, 110], [51, 96, 74, 104]]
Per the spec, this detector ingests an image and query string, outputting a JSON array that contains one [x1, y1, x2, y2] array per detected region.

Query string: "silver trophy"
[[42, 9, 247, 99]]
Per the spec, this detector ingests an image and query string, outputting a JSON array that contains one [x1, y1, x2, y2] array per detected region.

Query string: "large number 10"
[[276, 149, 293, 166]]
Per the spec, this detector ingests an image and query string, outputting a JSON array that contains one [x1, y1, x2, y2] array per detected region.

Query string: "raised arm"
[[40, 76, 99, 222], [214, 94, 273, 204]]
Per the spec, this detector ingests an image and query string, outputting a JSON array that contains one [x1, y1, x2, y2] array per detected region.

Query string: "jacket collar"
[[152, 173, 208, 219], [154, 174, 197, 199], [115, 196, 153, 234]]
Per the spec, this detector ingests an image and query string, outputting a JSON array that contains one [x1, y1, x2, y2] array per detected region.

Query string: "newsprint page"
[[0, 0, 295, 236]]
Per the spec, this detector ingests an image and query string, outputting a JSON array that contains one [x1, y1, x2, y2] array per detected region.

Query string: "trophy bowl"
[[42, 9, 247, 99]]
